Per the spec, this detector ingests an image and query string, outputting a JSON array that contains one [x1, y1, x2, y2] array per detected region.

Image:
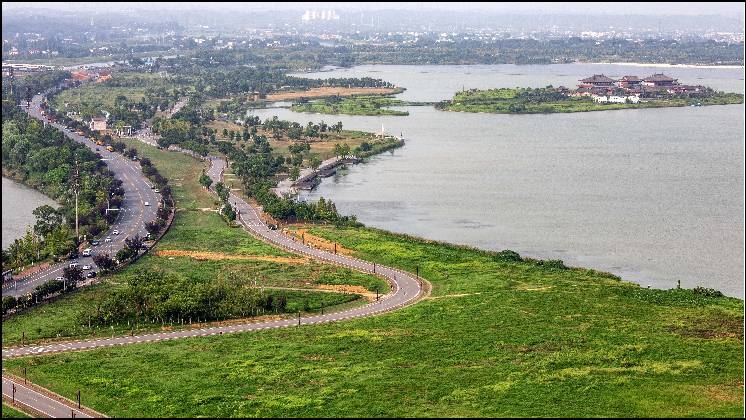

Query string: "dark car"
[[86, 271, 97, 278], [67, 252, 79, 260], [91, 240, 100, 246]]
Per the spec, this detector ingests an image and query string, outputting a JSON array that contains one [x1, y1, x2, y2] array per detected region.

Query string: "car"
[[55, 276, 64, 281], [67, 252, 78, 260], [69, 262, 79, 268], [112, 229, 119, 235], [104, 237, 112, 243], [144, 201, 150, 206], [82, 248, 92, 257], [90, 240, 100, 246], [82, 264, 91, 270], [153, 188, 159, 193], [86, 271, 97, 278], [95, 147, 100, 151]]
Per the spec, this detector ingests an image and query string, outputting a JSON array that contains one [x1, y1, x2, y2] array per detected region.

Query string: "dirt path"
[[154, 250, 309, 264], [284, 228, 355, 256]]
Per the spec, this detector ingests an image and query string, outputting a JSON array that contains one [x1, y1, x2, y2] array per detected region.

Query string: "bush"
[[2, 295, 17, 314], [692, 286, 724, 298], [494, 249, 522, 262], [536, 259, 567, 270]]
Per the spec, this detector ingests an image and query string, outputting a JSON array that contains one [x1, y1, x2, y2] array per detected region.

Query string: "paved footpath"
[[2, 148, 428, 418], [2, 374, 103, 418], [3, 158, 426, 360]]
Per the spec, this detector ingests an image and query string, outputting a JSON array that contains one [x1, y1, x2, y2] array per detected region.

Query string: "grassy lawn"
[[1, 142, 385, 347], [3, 224, 742, 417], [205, 119, 392, 161], [1, 404, 31, 418], [291, 95, 409, 116]]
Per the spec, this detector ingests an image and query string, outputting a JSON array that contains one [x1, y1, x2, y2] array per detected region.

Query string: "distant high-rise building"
[[302, 10, 339, 22]]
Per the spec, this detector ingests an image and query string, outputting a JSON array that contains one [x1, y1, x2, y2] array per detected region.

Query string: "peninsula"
[[436, 73, 744, 113]]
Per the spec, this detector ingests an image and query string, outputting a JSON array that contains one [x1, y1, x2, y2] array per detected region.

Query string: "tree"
[[333, 143, 344, 159], [145, 220, 162, 236], [43, 226, 75, 259], [125, 234, 146, 253], [63, 265, 84, 289], [112, 141, 127, 153], [290, 166, 301, 181], [116, 247, 136, 263], [309, 155, 322, 173], [33, 204, 63, 238], [2, 295, 17, 315], [199, 171, 213, 189], [92, 253, 115, 272], [214, 182, 229, 203]]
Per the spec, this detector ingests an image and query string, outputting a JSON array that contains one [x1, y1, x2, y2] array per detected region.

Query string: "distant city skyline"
[[3, 1, 746, 17]]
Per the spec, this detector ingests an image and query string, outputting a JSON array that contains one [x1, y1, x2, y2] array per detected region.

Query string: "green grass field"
[[2, 123, 742, 417], [1, 404, 31, 418], [1, 141, 384, 347], [3, 223, 742, 417], [291, 95, 409, 116]]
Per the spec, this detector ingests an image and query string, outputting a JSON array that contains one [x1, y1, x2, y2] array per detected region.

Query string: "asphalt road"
[[2, 376, 94, 418], [2, 105, 426, 418], [2, 90, 159, 298]]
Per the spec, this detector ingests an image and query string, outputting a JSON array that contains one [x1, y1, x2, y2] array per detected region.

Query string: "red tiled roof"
[[643, 73, 677, 82], [580, 74, 616, 83]]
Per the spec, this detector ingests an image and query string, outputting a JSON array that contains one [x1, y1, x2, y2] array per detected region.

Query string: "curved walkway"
[[2, 157, 427, 361]]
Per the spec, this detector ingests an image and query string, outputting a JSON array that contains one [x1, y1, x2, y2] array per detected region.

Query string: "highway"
[[2, 155, 427, 359], [2, 90, 159, 298], [2, 94, 427, 418]]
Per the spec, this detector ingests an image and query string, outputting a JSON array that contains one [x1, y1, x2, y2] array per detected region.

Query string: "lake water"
[[2, 177, 59, 249], [248, 63, 745, 298]]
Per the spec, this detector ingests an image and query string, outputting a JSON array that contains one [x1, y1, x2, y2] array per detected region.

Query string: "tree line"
[[2, 99, 122, 271]]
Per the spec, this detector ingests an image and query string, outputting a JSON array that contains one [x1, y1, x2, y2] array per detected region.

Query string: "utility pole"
[[72, 159, 81, 242]]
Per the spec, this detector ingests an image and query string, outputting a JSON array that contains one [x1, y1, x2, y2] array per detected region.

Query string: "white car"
[[144, 201, 150, 206], [112, 229, 120, 235], [104, 237, 112, 243], [55, 276, 64, 281], [82, 264, 91, 270], [69, 262, 79, 268]]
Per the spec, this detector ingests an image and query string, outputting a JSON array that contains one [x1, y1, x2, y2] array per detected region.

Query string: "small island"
[[436, 73, 744, 114], [291, 94, 410, 116]]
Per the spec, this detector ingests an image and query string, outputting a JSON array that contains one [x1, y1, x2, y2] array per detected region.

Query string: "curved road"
[[3, 97, 427, 418], [2, 89, 159, 298]]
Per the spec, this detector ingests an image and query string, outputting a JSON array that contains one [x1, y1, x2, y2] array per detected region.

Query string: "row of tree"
[[2, 98, 123, 271]]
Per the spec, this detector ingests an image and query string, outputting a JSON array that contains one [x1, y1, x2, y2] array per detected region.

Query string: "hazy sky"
[[3, 2, 746, 17]]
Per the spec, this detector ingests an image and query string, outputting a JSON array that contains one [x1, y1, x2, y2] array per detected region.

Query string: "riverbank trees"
[[2, 102, 122, 271]]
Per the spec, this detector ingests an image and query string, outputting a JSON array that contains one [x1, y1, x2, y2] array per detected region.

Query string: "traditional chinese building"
[[617, 76, 642, 89], [579, 74, 616, 88], [642, 73, 678, 87]]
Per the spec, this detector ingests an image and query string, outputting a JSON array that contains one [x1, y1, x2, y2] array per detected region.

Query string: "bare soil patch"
[[155, 249, 308, 264], [284, 228, 355, 256], [265, 87, 399, 102]]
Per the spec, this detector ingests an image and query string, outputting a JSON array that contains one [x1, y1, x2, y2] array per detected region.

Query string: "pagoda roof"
[[618, 75, 641, 81], [643, 73, 677, 82], [580, 74, 616, 83]]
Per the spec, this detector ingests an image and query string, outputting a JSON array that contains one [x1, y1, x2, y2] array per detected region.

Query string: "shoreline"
[[581, 61, 744, 69]]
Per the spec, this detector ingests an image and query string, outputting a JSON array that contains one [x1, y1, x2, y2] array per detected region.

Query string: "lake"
[[249, 63, 745, 298], [2, 177, 59, 249]]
